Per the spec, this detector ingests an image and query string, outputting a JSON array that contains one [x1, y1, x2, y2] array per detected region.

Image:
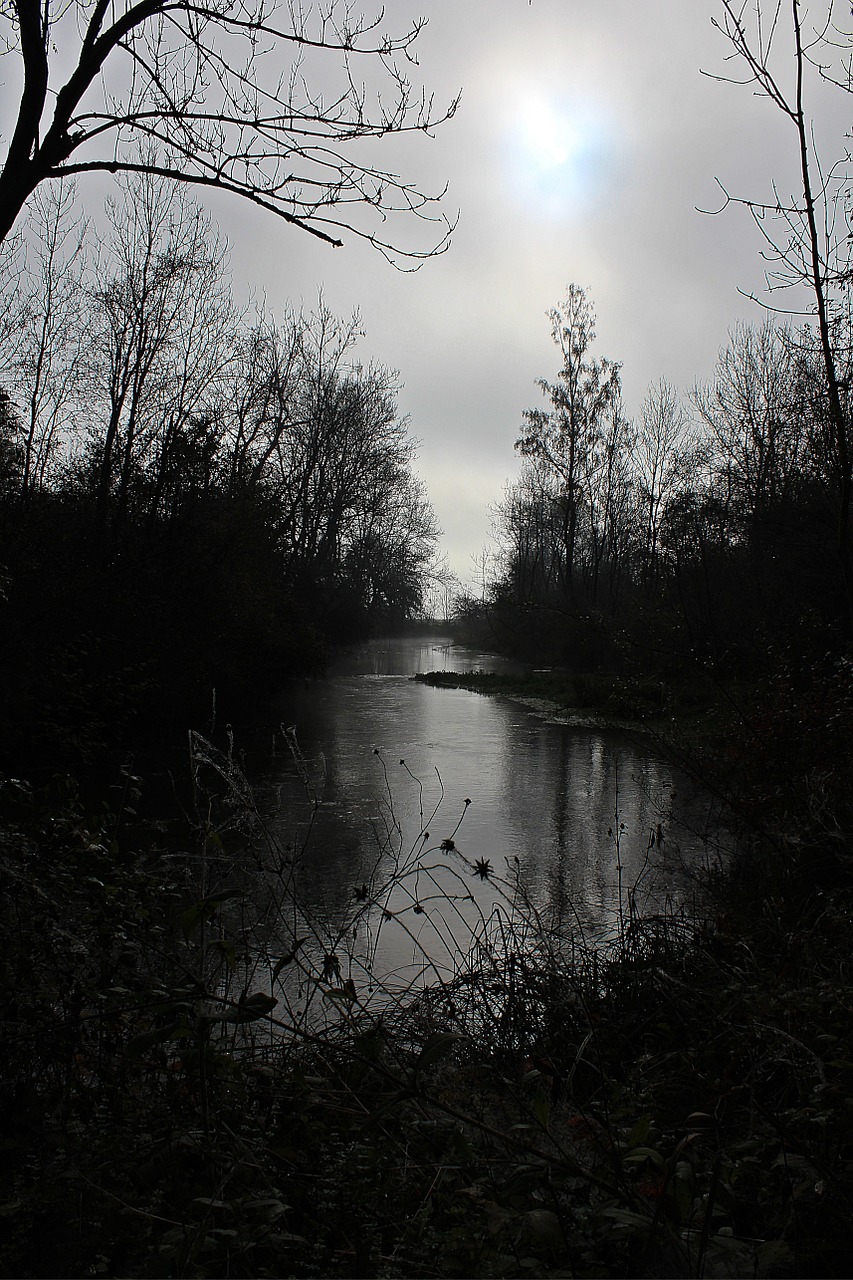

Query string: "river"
[[227, 635, 731, 1019]]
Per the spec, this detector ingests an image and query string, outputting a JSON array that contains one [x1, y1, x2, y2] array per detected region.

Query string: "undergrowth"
[[2, 711, 853, 1278]]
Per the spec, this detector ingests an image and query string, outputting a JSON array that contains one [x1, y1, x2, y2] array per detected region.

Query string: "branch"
[[7, 0, 49, 171], [50, 156, 345, 244]]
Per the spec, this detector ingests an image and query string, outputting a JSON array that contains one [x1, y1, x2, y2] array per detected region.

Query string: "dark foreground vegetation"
[[3, 699, 853, 1279]]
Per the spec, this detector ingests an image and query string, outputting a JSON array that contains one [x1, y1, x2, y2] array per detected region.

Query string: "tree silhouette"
[[706, 0, 853, 624], [0, 0, 458, 258]]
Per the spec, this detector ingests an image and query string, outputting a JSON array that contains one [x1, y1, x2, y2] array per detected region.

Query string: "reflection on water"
[[246, 636, 730, 1000]]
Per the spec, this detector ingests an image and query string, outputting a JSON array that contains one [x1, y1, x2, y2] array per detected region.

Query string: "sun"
[[504, 91, 612, 220], [517, 95, 583, 171]]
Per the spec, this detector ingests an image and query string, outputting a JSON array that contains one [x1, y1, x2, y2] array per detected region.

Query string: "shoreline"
[[411, 668, 689, 739]]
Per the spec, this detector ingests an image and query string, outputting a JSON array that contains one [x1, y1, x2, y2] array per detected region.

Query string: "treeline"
[[0, 178, 441, 772], [463, 284, 852, 676]]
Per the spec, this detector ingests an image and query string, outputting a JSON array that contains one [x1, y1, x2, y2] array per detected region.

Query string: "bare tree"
[[0, 0, 458, 259], [578, 392, 634, 607], [516, 285, 621, 602], [221, 313, 308, 497], [634, 379, 692, 587], [692, 320, 804, 534], [8, 181, 88, 501], [492, 462, 563, 607], [707, 0, 853, 618], [85, 173, 234, 535]]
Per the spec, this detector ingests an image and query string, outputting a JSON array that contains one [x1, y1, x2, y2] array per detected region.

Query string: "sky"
[[215, 0, 849, 587], [11, 0, 852, 588]]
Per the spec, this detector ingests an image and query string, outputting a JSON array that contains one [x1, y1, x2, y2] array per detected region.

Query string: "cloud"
[[215, 0, 852, 582]]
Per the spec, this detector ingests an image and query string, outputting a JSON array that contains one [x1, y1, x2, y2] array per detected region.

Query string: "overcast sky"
[[53, 1, 853, 586], [252, 0, 842, 588]]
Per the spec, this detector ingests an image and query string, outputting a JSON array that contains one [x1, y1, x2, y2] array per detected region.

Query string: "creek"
[[231, 635, 731, 1013]]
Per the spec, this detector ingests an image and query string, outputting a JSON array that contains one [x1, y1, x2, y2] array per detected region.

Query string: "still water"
[[240, 636, 730, 1008]]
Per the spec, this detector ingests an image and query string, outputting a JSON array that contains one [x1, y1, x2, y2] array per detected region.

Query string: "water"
[[235, 636, 730, 1013]]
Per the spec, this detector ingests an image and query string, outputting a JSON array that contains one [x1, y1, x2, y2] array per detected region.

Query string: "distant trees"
[[709, 0, 853, 622], [0, 0, 457, 258], [14, 184, 88, 503], [0, 179, 441, 763], [482, 284, 853, 668], [86, 175, 236, 538], [692, 322, 802, 536], [634, 379, 694, 589]]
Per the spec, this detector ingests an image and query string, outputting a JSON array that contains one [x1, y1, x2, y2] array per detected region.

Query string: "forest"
[[0, 177, 443, 776], [465, 281, 852, 697]]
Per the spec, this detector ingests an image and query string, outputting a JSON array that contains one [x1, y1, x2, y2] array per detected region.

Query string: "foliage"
[[477, 287, 852, 685]]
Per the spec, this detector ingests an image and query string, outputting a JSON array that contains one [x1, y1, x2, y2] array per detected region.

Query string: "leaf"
[[602, 1206, 652, 1229], [126, 1020, 186, 1057], [203, 992, 278, 1023], [272, 938, 308, 981], [206, 938, 237, 967], [415, 1032, 468, 1078], [523, 1208, 562, 1252], [533, 1087, 550, 1131], [323, 978, 357, 1005], [623, 1147, 666, 1167], [236, 991, 277, 1021], [628, 1115, 651, 1147], [204, 889, 245, 906], [181, 889, 243, 941], [242, 1199, 289, 1217]]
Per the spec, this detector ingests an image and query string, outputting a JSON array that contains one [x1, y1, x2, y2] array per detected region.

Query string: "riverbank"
[[3, 650, 853, 1277], [412, 666, 719, 733]]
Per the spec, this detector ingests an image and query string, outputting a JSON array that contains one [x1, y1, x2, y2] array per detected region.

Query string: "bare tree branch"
[[0, 0, 459, 261], [704, 0, 853, 625]]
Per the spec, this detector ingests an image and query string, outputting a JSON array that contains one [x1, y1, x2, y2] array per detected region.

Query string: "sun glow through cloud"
[[504, 90, 614, 220], [519, 95, 581, 168]]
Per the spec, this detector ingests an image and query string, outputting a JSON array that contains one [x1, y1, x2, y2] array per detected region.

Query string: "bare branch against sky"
[[0, 0, 459, 259], [2, 2, 852, 584]]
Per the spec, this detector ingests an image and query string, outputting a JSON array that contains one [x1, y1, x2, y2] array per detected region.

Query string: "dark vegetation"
[[413, 668, 716, 726], [3, 718, 853, 1278], [0, 177, 444, 779], [4, 230, 853, 1275]]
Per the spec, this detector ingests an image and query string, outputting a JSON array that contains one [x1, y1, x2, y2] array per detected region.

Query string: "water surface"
[[244, 636, 728, 1005]]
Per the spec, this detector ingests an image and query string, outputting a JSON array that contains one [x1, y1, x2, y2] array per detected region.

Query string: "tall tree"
[[709, 0, 853, 622], [516, 285, 621, 602], [0, 0, 457, 258], [7, 182, 88, 502], [634, 379, 693, 588], [84, 174, 234, 538], [692, 321, 803, 535]]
